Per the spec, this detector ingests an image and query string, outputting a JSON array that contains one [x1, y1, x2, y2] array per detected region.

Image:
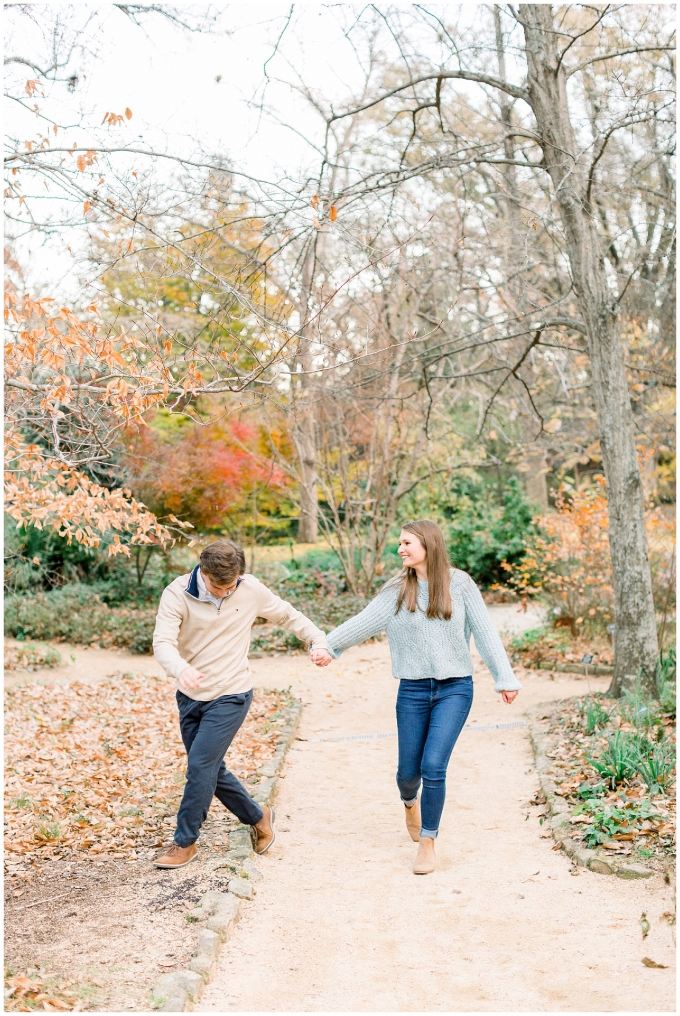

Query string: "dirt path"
[[5, 605, 674, 1011], [4, 640, 162, 687], [196, 634, 675, 1012]]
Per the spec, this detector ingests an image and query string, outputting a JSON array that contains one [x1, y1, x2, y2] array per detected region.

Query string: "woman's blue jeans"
[[396, 676, 473, 838]]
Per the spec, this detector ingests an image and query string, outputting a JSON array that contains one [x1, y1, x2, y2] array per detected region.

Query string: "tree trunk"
[[292, 242, 323, 545], [523, 450, 549, 512], [293, 405, 318, 543], [520, 4, 659, 694]]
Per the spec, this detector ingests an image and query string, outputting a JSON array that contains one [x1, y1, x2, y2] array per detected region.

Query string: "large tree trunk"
[[520, 5, 658, 694]]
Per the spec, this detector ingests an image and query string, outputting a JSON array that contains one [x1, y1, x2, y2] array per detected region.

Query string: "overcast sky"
[[6, 3, 394, 295], [5, 3, 531, 298]]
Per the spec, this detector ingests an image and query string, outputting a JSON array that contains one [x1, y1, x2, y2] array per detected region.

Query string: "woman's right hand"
[[310, 649, 332, 667], [501, 690, 518, 704]]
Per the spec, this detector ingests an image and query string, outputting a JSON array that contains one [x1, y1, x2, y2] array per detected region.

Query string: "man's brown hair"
[[199, 540, 246, 585]]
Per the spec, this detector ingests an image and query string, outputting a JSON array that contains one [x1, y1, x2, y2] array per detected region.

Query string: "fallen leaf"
[[642, 957, 668, 969], [640, 912, 650, 939]]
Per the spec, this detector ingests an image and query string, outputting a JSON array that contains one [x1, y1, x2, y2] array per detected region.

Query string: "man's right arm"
[[153, 588, 192, 683]]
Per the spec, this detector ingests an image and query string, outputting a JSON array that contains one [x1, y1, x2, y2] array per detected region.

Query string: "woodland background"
[[3, 15, 677, 992], [4, 3, 676, 685]]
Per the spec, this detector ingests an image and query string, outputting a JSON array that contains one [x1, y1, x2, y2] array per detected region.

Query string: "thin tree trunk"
[[293, 405, 318, 543], [519, 5, 658, 694], [292, 244, 321, 544]]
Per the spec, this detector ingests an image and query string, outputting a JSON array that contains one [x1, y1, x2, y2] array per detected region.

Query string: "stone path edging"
[[150, 698, 302, 1012], [527, 706, 654, 882]]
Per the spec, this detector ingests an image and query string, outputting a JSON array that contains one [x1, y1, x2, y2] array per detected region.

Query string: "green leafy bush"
[[5, 586, 156, 654], [399, 472, 538, 587], [257, 548, 371, 633], [444, 476, 538, 587], [509, 626, 548, 653], [4, 550, 371, 654], [5, 513, 181, 605]]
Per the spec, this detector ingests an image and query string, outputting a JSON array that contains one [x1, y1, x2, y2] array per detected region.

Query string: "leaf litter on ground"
[[4, 672, 291, 867], [538, 694, 675, 868]]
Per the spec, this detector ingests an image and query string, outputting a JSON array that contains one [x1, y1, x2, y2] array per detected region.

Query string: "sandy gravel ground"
[[195, 620, 675, 1013], [5, 604, 674, 1012], [4, 641, 161, 687]]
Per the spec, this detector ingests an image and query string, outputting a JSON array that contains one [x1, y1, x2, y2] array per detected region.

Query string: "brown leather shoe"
[[153, 842, 198, 869], [413, 837, 435, 875], [404, 799, 421, 842], [251, 806, 275, 854]]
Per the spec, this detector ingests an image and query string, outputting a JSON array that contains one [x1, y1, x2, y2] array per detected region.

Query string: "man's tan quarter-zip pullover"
[[153, 567, 328, 701]]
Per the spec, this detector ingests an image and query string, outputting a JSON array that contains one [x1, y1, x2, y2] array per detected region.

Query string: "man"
[[152, 538, 331, 869]]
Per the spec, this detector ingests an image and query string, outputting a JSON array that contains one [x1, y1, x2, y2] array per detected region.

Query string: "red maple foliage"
[[123, 415, 289, 532]]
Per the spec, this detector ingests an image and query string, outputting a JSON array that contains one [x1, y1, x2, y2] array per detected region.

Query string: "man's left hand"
[[310, 649, 332, 667]]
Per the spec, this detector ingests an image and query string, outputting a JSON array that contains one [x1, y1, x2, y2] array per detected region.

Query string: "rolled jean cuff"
[[420, 827, 438, 839], [402, 795, 418, 807]]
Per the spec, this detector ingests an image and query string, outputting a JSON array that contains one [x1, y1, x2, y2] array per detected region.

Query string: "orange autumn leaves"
[[5, 434, 183, 555], [503, 482, 675, 628], [4, 675, 290, 862]]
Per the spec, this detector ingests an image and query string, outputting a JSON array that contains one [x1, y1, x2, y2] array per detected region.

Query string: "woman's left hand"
[[501, 690, 518, 704]]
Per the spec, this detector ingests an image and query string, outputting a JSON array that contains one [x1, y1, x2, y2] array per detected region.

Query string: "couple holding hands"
[[152, 520, 521, 876]]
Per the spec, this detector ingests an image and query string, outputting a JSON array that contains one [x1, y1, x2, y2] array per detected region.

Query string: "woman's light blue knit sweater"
[[327, 570, 521, 693]]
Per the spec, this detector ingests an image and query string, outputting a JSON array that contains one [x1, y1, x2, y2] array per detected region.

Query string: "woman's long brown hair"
[[395, 519, 453, 620]]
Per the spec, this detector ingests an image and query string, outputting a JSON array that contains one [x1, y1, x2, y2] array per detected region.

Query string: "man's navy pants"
[[174, 689, 264, 847]]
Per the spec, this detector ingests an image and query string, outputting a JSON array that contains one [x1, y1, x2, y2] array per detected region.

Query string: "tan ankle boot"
[[153, 842, 197, 869], [251, 806, 276, 854], [413, 837, 435, 875], [404, 799, 421, 842]]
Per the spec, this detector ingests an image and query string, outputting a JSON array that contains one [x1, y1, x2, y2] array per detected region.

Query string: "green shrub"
[[399, 473, 538, 588], [257, 548, 371, 632], [444, 477, 538, 587], [509, 626, 548, 653], [5, 569, 369, 654], [5, 585, 156, 654], [620, 678, 664, 733], [5, 513, 182, 605]]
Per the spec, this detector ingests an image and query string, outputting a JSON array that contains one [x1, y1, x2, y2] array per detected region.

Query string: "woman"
[[316, 519, 521, 875]]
